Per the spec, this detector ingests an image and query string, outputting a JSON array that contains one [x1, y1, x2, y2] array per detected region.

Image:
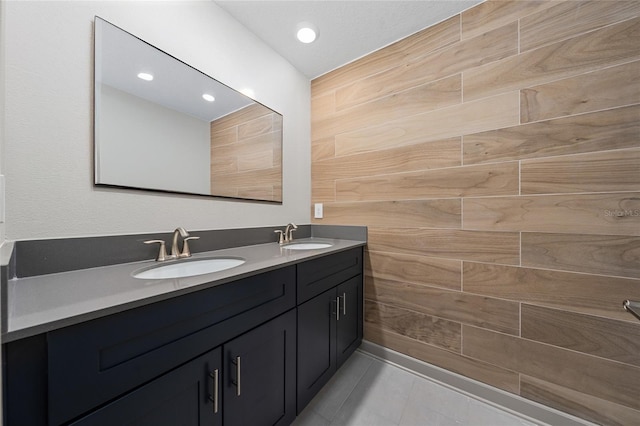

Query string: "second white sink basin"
[[283, 242, 333, 250], [133, 257, 246, 279]]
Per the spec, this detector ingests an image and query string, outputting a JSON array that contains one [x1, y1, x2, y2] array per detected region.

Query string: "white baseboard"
[[358, 340, 595, 426]]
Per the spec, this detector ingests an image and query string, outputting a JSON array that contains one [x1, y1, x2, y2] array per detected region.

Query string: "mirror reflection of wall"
[[98, 85, 211, 194], [210, 104, 283, 201], [94, 17, 283, 203]]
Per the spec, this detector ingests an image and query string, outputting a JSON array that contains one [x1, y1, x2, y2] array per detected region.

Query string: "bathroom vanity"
[[1, 229, 365, 426]]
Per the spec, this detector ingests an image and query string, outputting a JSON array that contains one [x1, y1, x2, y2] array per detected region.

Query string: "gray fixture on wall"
[[93, 17, 283, 203]]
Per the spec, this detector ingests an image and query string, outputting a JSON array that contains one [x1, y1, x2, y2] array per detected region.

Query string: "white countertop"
[[3, 238, 365, 342]]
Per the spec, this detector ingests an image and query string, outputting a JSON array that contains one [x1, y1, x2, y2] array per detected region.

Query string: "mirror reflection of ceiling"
[[94, 17, 283, 203], [215, 0, 484, 79], [97, 20, 253, 122]]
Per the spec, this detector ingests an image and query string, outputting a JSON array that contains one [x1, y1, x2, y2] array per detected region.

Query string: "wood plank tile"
[[522, 232, 640, 279], [311, 137, 335, 162], [520, 61, 640, 123], [211, 131, 280, 158], [462, 325, 640, 411], [365, 323, 520, 393], [236, 150, 273, 172], [319, 199, 461, 229], [464, 105, 640, 165], [521, 304, 640, 367], [335, 23, 517, 110], [521, 148, 640, 195], [464, 17, 640, 101], [313, 74, 461, 141], [211, 166, 280, 190], [311, 16, 461, 97], [311, 92, 335, 120], [209, 103, 272, 131], [210, 155, 237, 176], [366, 275, 519, 335], [461, 0, 557, 40], [311, 179, 335, 203], [366, 250, 461, 291], [463, 193, 640, 236], [336, 161, 519, 201], [238, 113, 274, 140], [520, 1, 640, 52], [237, 185, 274, 200], [368, 227, 520, 265], [365, 300, 461, 352], [463, 262, 640, 322], [335, 92, 520, 157], [520, 375, 640, 426], [210, 126, 237, 147], [272, 114, 282, 132], [314, 138, 461, 181]]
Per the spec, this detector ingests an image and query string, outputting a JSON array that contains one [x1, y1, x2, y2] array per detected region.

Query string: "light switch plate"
[[314, 203, 323, 219]]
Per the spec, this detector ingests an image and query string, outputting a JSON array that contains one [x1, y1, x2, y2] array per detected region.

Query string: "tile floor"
[[293, 351, 539, 426]]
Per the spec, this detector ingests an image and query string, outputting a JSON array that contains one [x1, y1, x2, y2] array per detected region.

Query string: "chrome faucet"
[[171, 227, 189, 258], [285, 223, 298, 242], [275, 223, 298, 245], [145, 227, 200, 261]]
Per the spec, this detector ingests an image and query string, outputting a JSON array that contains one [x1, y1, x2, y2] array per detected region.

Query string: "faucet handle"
[[274, 230, 285, 245], [180, 236, 200, 258], [144, 239, 169, 262]]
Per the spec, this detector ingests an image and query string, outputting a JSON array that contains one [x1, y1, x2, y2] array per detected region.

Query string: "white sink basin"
[[283, 242, 333, 250], [133, 257, 245, 279]]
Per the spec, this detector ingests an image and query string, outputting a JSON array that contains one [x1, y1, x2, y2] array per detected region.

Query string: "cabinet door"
[[71, 347, 222, 426], [296, 287, 338, 413], [336, 275, 363, 367], [224, 309, 296, 426]]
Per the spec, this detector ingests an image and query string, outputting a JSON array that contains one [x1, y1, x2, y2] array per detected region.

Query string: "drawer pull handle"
[[208, 369, 219, 413], [232, 356, 241, 396], [342, 292, 347, 316]]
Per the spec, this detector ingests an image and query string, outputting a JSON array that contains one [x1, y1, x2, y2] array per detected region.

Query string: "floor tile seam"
[[327, 355, 378, 422]]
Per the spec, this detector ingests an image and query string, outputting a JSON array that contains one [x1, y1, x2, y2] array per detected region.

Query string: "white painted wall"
[[0, 2, 5, 422], [2, 0, 311, 240], [97, 85, 211, 195], [0, 0, 6, 245]]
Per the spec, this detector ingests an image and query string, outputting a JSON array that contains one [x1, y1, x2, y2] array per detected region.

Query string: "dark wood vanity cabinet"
[[71, 310, 297, 426], [2, 246, 363, 426], [70, 347, 223, 425], [222, 310, 296, 426], [296, 248, 364, 413]]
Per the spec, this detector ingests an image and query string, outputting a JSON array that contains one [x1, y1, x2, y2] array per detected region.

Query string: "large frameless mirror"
[[94, 17, 283, 203]]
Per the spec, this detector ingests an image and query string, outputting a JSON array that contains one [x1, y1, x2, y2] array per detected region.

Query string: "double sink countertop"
[[3, 237, 366, 343]]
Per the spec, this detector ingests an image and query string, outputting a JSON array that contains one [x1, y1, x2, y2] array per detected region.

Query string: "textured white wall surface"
[[2, 0, 311, 240]]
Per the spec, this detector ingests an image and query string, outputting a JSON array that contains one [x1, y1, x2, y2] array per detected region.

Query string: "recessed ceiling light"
[[296, 22, 318, 44], [202, 93, 215, 102], [137, 72, 154, 81]]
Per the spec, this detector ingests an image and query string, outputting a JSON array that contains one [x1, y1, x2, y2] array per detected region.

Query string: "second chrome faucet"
[[145, 227, 200, 261], [275, 223, 297, 245]]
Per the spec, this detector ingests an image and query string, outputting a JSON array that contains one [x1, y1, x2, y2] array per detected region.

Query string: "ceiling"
[[97, 17, 255, 122], [214, 0, 483, 79]]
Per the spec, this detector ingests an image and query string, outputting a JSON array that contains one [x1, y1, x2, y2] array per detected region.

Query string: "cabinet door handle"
[[334, 297, 341, 321], [342, 292, 347, 316], [208, 369, 219, 414], [232, 356, 241, 396]]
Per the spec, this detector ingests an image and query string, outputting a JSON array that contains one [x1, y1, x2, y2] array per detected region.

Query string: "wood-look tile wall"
[[210, 103, 282, 201], [311, 1, 640, 424]]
